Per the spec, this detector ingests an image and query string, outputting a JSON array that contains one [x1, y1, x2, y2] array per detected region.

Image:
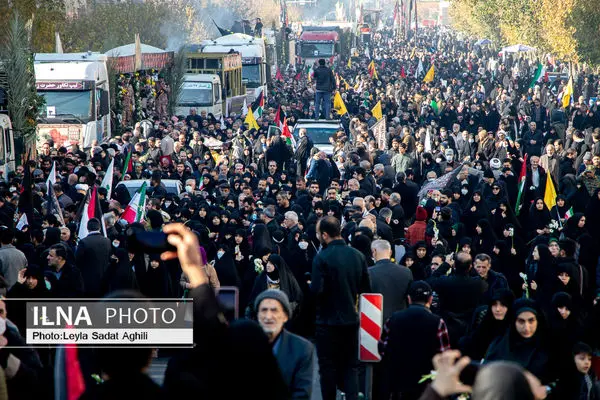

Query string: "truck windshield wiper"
[[54, 113, 84, 123]]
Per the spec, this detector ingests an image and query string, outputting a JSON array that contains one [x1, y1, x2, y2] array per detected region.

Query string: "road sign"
[[359, 293, 383, 362]]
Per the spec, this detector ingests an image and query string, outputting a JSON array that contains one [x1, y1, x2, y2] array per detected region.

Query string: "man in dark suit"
[[75, 218, 112, 297], [369, 240, 413, 322], [312, 216, 371, 400], [378, 281, 450, 400], [255, 289, 318, 399]]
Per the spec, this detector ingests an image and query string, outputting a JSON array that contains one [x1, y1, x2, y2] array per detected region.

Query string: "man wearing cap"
[[255, 289, 318, 399], [378, 281, 450, 400]]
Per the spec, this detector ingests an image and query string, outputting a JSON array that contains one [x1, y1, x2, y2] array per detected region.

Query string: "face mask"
[[216, 250, 225, 259], [469, 139, 475, 143], [9, 187, 16, 192], [428, 178, 435, 182], [435, 158, 442, 163], [112, 240, 120, 248], [298, 241, 309, 250], [461, 188, 469, 195], [185, 185, 193, 193], [165, 201, 172, 208]]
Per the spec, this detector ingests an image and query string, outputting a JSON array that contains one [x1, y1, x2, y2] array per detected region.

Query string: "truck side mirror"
[[99, 90, 109, 116]]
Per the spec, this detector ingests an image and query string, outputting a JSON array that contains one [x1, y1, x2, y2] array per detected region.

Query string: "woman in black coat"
[[485, 299, 552, 383], [460, 289, 514, 361], [473, 219, 497, 256], [526, 197, 551, 240], [462, 190, 489, 236], [246, 254, 303, 319], [525, 244, 556, 309]]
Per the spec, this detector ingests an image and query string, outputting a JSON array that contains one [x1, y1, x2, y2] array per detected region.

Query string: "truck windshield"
[[293, 126, 339, 144], [179, 82, 213, 106], [300, 43, 334, 58], [242, 64, 262, 88], [39, 90, 93, 122]]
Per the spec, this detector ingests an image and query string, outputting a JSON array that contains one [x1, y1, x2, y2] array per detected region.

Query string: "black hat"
[[408, 281, 432, 303]]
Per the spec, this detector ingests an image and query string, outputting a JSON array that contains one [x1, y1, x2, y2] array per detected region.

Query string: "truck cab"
[[175, 74, 223, 119], [34, 52, 111, 151], [297, 28, 340, 67], [199, 34, 267, 102]]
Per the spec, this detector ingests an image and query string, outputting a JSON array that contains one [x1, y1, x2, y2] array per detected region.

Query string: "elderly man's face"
[[258, 299, 288, 338]]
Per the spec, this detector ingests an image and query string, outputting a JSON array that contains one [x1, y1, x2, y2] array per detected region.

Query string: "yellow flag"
[[347, 58, 351, 68], [544, 173, 557, 211], [423, 65, 435, 83], [333, 92, 348, 116], [562, 76, 573, 108], [244, 106, 259, 130], [371, 101, 383, 120]]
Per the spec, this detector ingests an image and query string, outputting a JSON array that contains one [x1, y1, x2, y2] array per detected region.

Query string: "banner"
[[371, 118, 387, 150]]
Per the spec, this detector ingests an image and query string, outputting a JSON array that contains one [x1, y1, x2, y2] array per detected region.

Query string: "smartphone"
[[459, 361, 481, 386], [435, 206, 441, 212], [126, 227, 177, 254], [215, 286, 239, 322]]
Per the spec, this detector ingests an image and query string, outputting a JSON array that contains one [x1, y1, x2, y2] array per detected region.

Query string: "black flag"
[[212, 19, 233, 36]]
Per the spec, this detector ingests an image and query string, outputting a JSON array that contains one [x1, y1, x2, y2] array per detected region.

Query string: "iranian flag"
[[565, 207, 574, 219], [121, 150, 133, 180], [529, 62, 545, 88], [121, 181, 147, 224], [252, 90, 265, 119], [515, 155, 528, 216], [101, 158, 114, 199], [77, 186, 107, 240]]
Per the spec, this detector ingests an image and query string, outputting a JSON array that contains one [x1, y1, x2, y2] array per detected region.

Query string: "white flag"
[[242, 99, 248, 117], [425, 128, 432, 153], [46, 161, 57, 192], [16, 214, 28, 231], [101, 159, 114, 200], [415, 59, 424, 79]]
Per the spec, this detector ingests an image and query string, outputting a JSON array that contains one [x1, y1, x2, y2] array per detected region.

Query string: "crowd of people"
[[0, 24, 599, 400]]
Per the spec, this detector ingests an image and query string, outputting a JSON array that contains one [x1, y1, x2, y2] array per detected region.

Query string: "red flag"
[[275, 68, 283, 81], [294, 71, 301, 80], [328, 55, 335, 65], [401, 66, 406, 78], [274, 106, 284, 130]]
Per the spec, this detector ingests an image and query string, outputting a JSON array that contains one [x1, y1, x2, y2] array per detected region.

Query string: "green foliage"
[[0, 13, 44, 144], [449, 0, 600, 66]]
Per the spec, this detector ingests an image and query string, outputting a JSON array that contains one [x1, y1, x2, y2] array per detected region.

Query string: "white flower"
[[519, 272, 528, 281], [254, 258, 264, 274], [508, 227, 514, 237]]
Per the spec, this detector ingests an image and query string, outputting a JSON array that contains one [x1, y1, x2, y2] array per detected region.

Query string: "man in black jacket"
[[311, 216, 371, 400], [427, 252, 487, 347], [75, 218, 112, 297], [378, 281, 450, 400], [313, 59, 335, 120], [295, 128, 313, 177]]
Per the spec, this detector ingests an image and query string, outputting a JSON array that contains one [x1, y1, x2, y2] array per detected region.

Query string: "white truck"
[[200, 33, 267, 102], [175, 74, 223, 119], [34, 52, 111, 151]]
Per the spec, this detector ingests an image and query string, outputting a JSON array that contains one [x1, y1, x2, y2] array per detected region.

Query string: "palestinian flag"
[[121, 181, 148, 224], [252, 90, 264, 119], [275, 68, 283, 81], [400, 66, 406, 78], [274, 106, 286, 130], [565, 207, 574, 219], [121, 150, 132, 180], [54, 341, 85, 400], [77, 186, 107, 240], [281, 118, 296, 148], [515, 155, 528, 216], [294, 71, 301, 81]]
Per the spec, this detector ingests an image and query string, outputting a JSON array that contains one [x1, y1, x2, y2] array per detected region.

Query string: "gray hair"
[[379, 207, 392, 220], [360, 160, 371, 170], [389, 193, 401, 204], [373, 163, 385, 173], [371, 239, 391, 253], [284, 211, 298, 223]]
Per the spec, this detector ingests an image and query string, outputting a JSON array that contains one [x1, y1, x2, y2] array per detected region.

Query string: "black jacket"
[[274, 329, 318, 399], [379, 304, 445, 398], [45, 264, 85, 298], [313, 65, 335, 92], [75, 232, 112, 297], [311, 239, 371, 325], [368, 259, 413, 321]]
